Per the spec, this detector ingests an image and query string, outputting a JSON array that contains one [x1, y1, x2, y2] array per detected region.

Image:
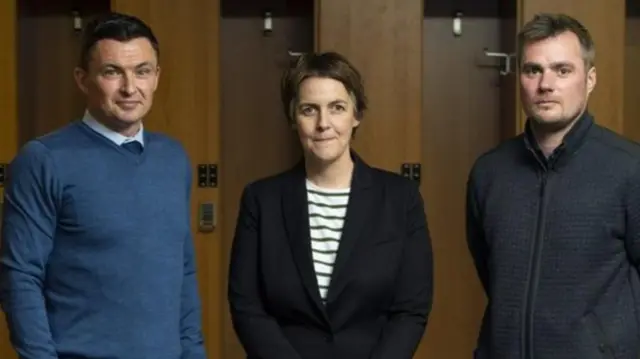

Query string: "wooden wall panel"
[[0, 2, 17, 165], [519, 0, 626, 133], [624, 17, 640, 141], [0, 3, 17, 358], [420, 17, 502, 358], [110, 1, 222, 358], [16, 0, 110, 147]]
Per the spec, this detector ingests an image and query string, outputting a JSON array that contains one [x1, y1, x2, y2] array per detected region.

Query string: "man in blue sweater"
[[0, 12, 206, 359]]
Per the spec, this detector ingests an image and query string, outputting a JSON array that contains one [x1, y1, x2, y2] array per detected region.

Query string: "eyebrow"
[[298, 100, 348, 106], [522, 61, 574, 70], [101, 62, 155, 70]]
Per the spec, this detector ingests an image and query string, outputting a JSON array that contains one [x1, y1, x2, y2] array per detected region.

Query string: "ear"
[[73, 67, 89, 94], [153, 65, 161, 91], [586, 66, 596, 95]]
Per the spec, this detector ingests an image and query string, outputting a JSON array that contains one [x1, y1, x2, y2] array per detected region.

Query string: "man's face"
[[519, 31, 596, 129], [74, 37, 160, 135]]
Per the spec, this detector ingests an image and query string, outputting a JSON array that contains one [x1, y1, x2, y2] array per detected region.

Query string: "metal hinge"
[[400, 163, 421, 184], [197, 164, 218, 188]]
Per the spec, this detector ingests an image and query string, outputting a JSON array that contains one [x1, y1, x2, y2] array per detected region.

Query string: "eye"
[[103, 68, 120, 77], [557, 67, 572, 76], [136, 67, 153, 77], [299, 106, 316, 116]]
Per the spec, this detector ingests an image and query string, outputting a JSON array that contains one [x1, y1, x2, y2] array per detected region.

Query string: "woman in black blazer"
[[227, 51, 433, 359]]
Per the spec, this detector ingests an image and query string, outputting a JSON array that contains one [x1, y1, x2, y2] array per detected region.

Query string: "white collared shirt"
[[82, 110, 144, 147]]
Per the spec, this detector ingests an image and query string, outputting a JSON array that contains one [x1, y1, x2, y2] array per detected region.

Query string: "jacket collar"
[[523, 110, 594, 170], [289, 150, 373, 189]]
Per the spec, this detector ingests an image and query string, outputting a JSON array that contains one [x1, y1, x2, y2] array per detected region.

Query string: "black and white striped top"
[[306, 180, 350, 304]]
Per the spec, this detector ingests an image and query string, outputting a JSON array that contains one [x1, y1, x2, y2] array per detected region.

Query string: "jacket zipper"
[[521, 169, 550, 359]]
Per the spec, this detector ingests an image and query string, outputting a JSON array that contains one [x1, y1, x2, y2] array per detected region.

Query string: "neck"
[[87, 108, 141, 138], [305, 151, 354, 189], [531, 111, 584, 158]]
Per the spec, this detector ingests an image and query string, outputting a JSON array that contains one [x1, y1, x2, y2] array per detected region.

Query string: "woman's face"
[[293, 77, 360, 164]]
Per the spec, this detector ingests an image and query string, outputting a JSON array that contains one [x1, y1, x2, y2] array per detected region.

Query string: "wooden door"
[[109, 1, 222, 358], [16, 0, 111, 146], [219, 1, 314, 357], [421, 1, 508, 358]]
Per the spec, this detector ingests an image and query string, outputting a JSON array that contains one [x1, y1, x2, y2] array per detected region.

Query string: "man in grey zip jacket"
[[466, 13, 640, 359]]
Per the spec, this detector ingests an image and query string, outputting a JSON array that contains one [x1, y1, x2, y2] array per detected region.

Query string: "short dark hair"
[[79, 12, 160, 69], [280, 51, 368, 125], [517, 13, 595, 69]]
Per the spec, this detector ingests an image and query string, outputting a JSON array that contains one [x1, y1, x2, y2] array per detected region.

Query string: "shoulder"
[[242, 168, 295, 197], [31, 122, 85, 154], [9, 139, 53, 174], [10, 122, 82, 172], [588, 126, 640, 186], [145, 131, 191, 176], [468, 134, 525, 186], [7, 122, 97, 186], [5, 138, 63, 196], [363, 166, 427, 222], [589, 125, 640, 164], [146, 131, 188, 156], [368, 166, 421, 196]]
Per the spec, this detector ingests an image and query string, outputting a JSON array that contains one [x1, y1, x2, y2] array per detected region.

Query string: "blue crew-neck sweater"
[[0, 121, 205, 359]]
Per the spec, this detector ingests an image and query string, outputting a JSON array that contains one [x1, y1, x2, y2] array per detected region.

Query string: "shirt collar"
[[82, 110, 144, 147]]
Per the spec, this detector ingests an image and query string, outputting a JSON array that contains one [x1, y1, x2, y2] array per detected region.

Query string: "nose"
[[537, 70, 554, 93], [316, 109, 330, 130], [119, 72, 137, 96]]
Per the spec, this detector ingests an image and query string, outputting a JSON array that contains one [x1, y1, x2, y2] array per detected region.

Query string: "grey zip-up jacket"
[[466, 112, 640, 359]]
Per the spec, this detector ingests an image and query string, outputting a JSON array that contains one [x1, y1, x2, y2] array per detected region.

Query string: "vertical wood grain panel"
[[0, 4, 17, 358], [110, 1, 222, 358], [421, 17, 502, 358], [0, 1, 18, 164], [624, 17, 640, 141], [16, 1, 110, 147]]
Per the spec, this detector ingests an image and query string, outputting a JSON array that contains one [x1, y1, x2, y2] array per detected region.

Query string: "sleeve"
[[465, 168, 490, 294], [0, 141, 61, 359], [227, 184, 302, 359], [179, 157, 206, 359], [370, 181, 434, 359], [625, 161, 640, 273]]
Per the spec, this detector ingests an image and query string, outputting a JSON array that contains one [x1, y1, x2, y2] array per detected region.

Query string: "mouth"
[[116, 101, 141, 109]]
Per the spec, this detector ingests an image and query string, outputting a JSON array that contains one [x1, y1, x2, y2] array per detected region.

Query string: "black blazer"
[[227, 154, 433, 359]]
